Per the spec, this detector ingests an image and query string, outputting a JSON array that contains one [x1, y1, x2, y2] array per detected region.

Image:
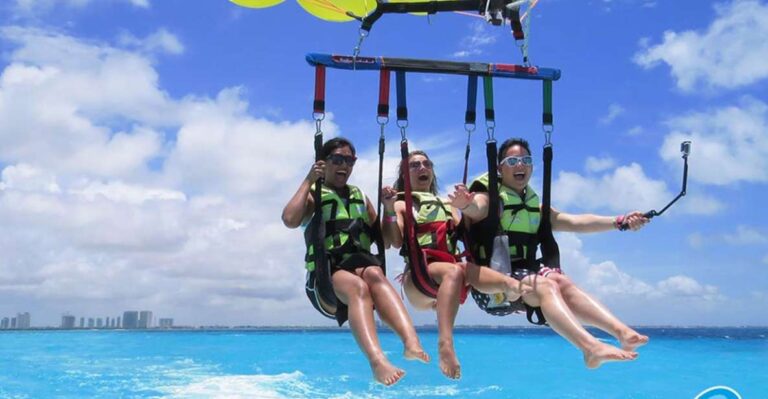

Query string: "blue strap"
[[396, 71, 407, 122], [465, 75, 478, 125]]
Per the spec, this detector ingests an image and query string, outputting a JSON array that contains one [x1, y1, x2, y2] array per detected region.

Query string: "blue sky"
[[0, 0, 766, 327]]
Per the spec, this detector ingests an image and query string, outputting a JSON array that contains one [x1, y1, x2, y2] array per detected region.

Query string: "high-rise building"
[[17, 313, 30, 329], [117, 316, 121, 328], [79, 317, 85, 328], [158, 318, 174, 328], [11, 317, 17, 329], [122, 311, 139, 329], [138, 311, 153, 329], [1, 317, 8, 329], [87, 318, 95, 328], [61, 314, 76, 329]]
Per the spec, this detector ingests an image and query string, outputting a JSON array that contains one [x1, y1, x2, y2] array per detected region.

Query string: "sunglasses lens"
[[409, 160, 433, 169], [328, 154, 355, 166], [502, 156, 533, 166]]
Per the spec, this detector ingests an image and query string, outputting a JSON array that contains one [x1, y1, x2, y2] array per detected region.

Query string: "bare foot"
[[371, 357, 405, 386], [619, 330, 649, 351], [438, 340, 461, 379], [583, 343, 637, 369], [404, 347, 431, 363]]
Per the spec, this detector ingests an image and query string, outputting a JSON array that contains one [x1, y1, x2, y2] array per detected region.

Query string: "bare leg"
[[520, 275, 638, 369], [427, 262, 464, 379], [360, 266, 429, 364], [548, 273, 648, 351], [333, 270, 405, 385], [464, 262, 524, 300]]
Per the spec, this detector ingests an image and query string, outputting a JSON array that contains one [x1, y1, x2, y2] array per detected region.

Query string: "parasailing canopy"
[[230, 0, 540, 28]]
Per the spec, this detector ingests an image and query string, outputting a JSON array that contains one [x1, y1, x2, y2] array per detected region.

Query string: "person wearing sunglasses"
[[381, 150, 530, 379], [452, 137, 649, 369], [282, 137, 429, 386]]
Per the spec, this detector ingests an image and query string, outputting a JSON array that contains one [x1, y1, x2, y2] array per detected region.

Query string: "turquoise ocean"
[[0, 327, 765, 398]]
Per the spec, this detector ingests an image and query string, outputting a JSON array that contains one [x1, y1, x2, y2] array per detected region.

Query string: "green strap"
[[543, 80, 553, 126], [483, 76, 495, 122]]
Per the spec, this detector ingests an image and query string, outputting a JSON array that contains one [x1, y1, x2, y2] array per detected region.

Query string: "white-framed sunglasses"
[[499, 155, 533, 167]]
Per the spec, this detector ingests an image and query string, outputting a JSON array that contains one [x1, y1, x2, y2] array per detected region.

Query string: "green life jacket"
[[470, 172, 541, 271], [409, 192, 457, 255], [304, 184, 372, 271]]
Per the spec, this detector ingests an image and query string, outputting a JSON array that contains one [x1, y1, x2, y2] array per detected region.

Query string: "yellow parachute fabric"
[[230, 0, 285, 9], [231, 0, 375, 22], [296, 0, 376, 22], [230, 0, 539, 23]]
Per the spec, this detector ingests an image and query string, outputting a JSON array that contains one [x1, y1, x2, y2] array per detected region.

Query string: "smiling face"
[[324, 145, 355, 189], [408, 153, 434, 193], [498, 144, 532, 195]]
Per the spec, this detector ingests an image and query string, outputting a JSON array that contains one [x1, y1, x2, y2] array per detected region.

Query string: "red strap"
[[378, 69, 390, 118], [313, 65, 326, 114]]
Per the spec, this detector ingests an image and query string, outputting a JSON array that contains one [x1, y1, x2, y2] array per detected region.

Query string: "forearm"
[[282, 179, 312, 228], [381, 204, 402, 248], [553, 213, 617, 233]]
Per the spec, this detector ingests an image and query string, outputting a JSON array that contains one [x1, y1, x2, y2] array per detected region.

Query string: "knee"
[[346, 279, 372, 301], [443, 264, 464, 285], [551, 274, 574, 291], [534, 276, 560, 297], [362, 267, 387, 285]]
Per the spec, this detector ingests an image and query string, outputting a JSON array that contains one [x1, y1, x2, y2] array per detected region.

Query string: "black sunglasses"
[[326, 154, 357, 166]]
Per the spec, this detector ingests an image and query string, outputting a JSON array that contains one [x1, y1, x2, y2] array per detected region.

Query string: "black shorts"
[[333, 252, 382, 273]]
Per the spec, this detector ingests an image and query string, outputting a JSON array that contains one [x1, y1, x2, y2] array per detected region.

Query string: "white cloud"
[[118, 29, 184, 55], [553, 162, 722, 215], [660, 96, 768, 185], [722, 225, 768, 245], [687, 232, 704, 249], [687, 226, 768, 248], [0, 26, 327, 326], [598, 103, 625, 125], [584, 156, 615, 173], [13, 0, 149, 16], [626, 126, 644, 137], [634, 0, 768, 91], [555, 233, 724, 303], [655, 275, 722, 300], [453, 21, 497, 58]]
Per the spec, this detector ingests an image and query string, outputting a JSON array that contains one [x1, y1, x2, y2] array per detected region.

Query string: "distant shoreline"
[[2, 325, 767, 333]]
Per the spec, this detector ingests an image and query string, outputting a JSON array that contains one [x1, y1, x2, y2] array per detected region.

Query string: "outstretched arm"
[[550, 207, 649, 233], [448, 184, 489, 223], [281, 161, 324, 228]]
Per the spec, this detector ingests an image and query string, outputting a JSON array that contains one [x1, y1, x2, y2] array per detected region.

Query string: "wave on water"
[[159, 371, 319, 399]]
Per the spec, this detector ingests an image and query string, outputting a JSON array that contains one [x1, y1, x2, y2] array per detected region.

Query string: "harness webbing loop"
[[483, 76, 495, 124], [313, 65, 326, 116], [400, 140, 439, 297], [465, 75, 478, 126], [378, 69, 391, 119], [463, 75, 479, 184], [396, 71, 408, 124], [543, 79, 553, 128]]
